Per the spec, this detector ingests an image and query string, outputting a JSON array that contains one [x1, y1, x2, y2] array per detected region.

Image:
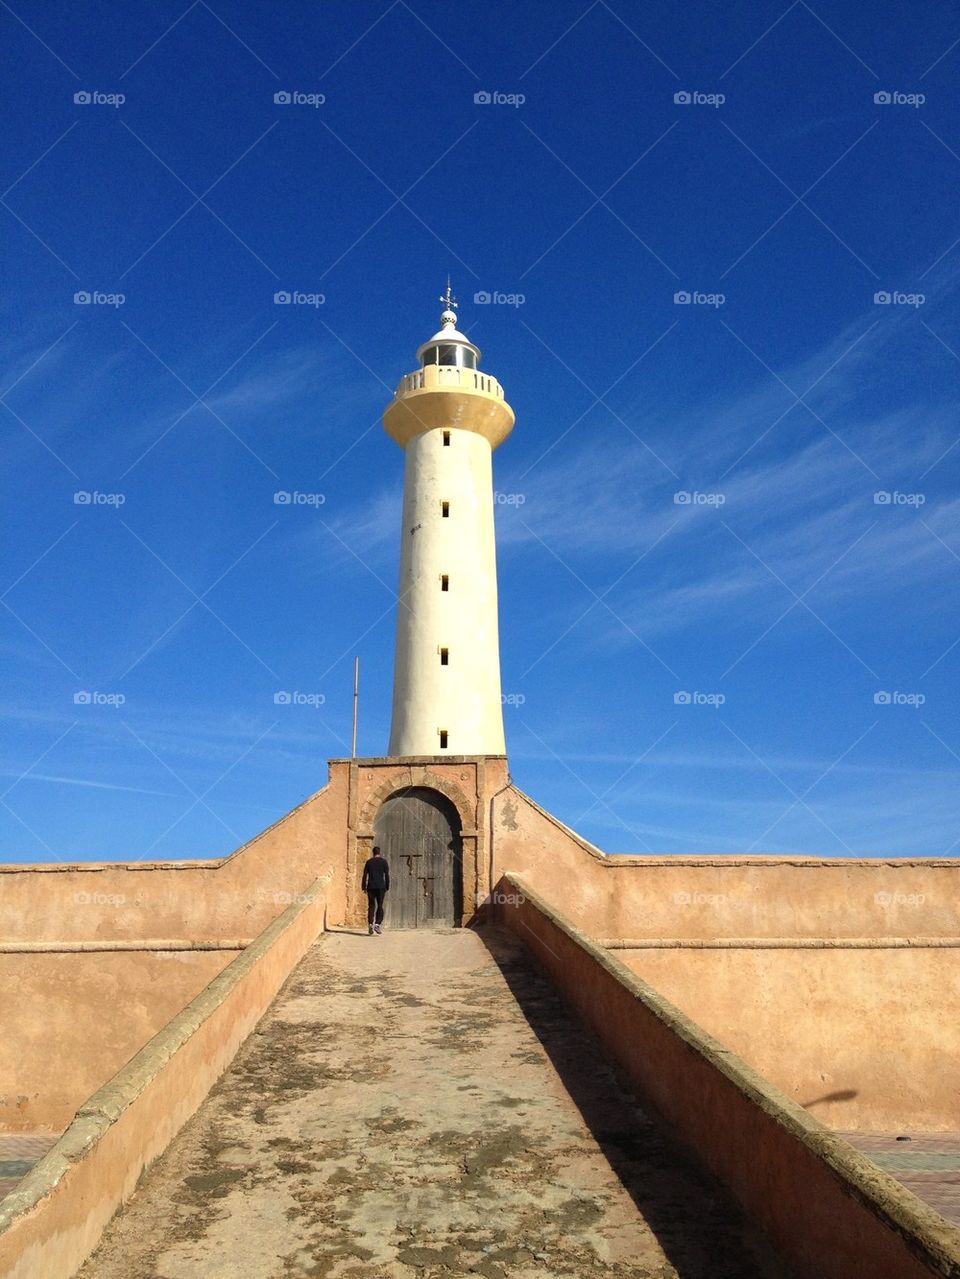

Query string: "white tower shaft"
[[383, 293, 515, 757], [389, 427, 504, 755]]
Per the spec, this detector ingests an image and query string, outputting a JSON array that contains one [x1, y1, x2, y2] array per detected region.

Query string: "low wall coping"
[[502, 871, 960, 1271], [600, 856, 960, 866], [602, 937, 960, 949], [0, 859, 223, 875], [0, 940, 251, 954]]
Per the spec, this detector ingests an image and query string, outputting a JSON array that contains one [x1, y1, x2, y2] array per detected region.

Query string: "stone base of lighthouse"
[[342, 754, 509, 929]]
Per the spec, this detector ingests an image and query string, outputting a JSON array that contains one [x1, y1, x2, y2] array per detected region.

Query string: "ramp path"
[[80, 927, 789, 1279]]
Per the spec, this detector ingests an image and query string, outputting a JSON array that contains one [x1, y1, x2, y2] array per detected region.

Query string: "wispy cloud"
[[316, 484, 400, 565], [0, 770, 180, 798], [489, 308, 960, 642], [534, 758, 960, 857], [202, 347, 321, 418]]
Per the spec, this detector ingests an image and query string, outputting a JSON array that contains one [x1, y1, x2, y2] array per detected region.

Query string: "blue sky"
[[1, 0, 958, 861]]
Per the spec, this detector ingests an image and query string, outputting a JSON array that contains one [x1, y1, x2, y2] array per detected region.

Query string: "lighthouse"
[[383, 285, 515, 757]]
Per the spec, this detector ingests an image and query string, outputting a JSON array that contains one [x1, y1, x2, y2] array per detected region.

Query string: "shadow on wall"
[[474, 926, 790, 1279], [801, 1089, 858, 1112]]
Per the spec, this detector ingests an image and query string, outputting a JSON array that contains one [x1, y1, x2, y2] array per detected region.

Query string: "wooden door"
[[372, 787, 462, 928]]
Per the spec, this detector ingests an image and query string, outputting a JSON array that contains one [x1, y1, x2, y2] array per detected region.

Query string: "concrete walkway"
[[80, 927, 789, 1279]]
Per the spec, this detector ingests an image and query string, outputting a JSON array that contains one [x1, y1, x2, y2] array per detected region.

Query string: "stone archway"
[[373, 787, 463, 928]]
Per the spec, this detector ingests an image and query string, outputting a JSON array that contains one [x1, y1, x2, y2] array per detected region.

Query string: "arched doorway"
[[372, 787, 463, 928]]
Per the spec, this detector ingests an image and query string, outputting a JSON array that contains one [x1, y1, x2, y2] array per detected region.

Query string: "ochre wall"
[[0, 770, 348, 945], [494, 875, 960, 1279], [0, 950, 237, 1131], [621, 947, 960, 1131], [0, 757, 514, 944], [491, 786, 960, 1132], [0, 767, 343, 1140], [1, 765, 957, 1140], [3, 765, 954, 950], [491, 787, 960, 941], [490, 787, 610, 929], [0, 758, 509, 1139], [0, 883, 328, 1279]]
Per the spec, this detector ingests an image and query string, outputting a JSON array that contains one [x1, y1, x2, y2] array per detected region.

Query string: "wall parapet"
[[492, 786, 960, 942], [602, 936, 960, 949], [0, 940, 251, 954], [0, 877, 329, 1279], [494, 872, 960, 1279]]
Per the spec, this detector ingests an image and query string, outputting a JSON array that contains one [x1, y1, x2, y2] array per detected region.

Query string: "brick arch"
[[358, 772, 475, 837]]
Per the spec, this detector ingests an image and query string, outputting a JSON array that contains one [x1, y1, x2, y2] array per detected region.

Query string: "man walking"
[[361, 844, 390, 935]]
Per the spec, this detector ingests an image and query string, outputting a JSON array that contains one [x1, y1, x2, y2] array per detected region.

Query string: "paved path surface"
[[839, 1132, 960, 1227], [0, 1133, 57, 1202], [80, 927, 790, 1279]]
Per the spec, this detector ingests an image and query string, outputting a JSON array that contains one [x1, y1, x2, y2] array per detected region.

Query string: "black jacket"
[[362, 854, 390, 893]]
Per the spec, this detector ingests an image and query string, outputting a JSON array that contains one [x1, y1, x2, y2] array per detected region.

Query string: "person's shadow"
[[475, 925, 796, 1279]]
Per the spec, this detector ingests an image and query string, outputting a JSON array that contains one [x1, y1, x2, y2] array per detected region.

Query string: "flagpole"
[[351, 656, 359, 757]]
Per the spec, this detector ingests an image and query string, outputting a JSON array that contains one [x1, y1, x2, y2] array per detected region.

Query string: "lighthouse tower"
[[383, 285, 515, 757]]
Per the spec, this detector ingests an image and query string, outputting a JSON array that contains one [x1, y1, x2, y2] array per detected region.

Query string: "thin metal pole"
[[351, 656, 359, 757]]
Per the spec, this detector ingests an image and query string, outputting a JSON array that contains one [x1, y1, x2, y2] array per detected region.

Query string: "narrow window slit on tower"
[[440, 574, 449, 591], [443, 430, 450, 446], [439, 729, 448, 749], [441, 500, 450, 518], [440, 647, 449, 666]]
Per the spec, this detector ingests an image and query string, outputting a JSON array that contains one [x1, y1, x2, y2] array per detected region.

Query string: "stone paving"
[[78, 927, 790, 1279], [0, 1133, 57, 1203], [838, 1131, 960, 1227]]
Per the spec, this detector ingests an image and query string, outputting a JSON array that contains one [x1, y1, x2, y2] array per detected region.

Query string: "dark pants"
[[367, 888, 386, 926]]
